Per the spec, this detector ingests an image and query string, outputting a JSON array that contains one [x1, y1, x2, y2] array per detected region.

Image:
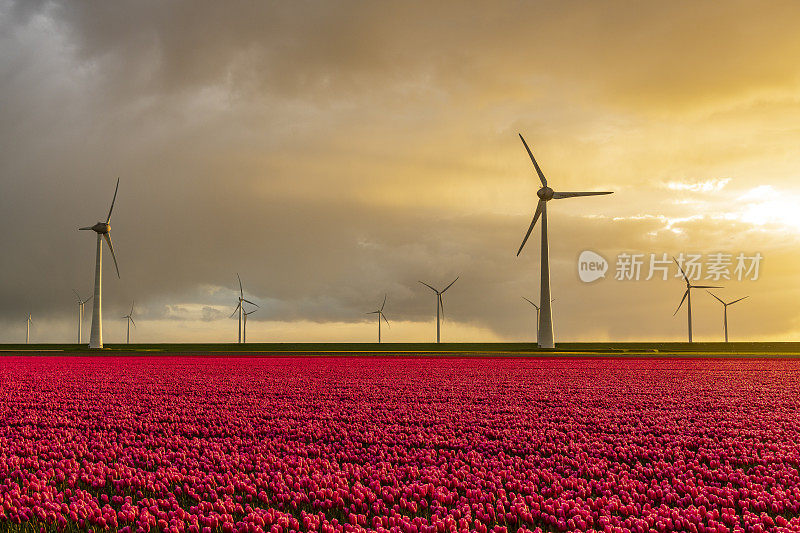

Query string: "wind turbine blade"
[[729, 296, 749, 305], [438, 294, 445, 320], [103, 233, 120, 278], [706, 291, 725, 304], [441, 276, 459, 293], [381, 313, 390, 327], [242, 298, 259, 307], [79, 226, 93, 230], [518, 134, 547, 186], [673, 289, 689, 316], [73, 289, 82, 302], [673, 257, 689, 283], [522, 296, 540, 310], [380, 294, 387, 312], [105, 178, 120, 224], [552, 191, 613, 199], [229, 303, 241, 318], [237, 274, 243, 298], [366, 311, 380, 314], [692, 285, 723, 289], [419, 281, 437, 292], [517, 200, 544, 256], [130, 317, 135, 327], [83, 295, 93, 304]]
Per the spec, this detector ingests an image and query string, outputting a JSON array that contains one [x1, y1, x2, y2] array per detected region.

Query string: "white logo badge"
[[578, 250, 608, 283]]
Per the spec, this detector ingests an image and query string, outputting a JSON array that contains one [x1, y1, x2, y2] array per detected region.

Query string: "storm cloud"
[[2, 0, 799, 342]]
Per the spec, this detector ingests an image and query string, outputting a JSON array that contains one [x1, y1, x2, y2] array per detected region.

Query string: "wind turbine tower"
[[72, 290, 92, 344], [522, 296, 555, 345], [230, 274, 259, 343], [516, 134, 613, 348], [243, 308, 257, 343], [419, 277, 458, 343], [366, 295, 390, 343], [25, 314, 32, 344], [79, 178, 121, 349], [707, 292, 748, 342], [673, 258, 721, 342], [122, 301, 135, 344]]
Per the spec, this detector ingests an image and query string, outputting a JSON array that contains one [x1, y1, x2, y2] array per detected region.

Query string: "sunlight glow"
[[736, 186, 800, 232]]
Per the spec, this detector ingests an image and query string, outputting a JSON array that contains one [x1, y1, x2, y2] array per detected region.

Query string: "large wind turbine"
[[516, 134, 612, 348], [72, 290, 92, 344], [122, 301, 135, 344], [79, 178, 121, 349], [230, 274, 258, 343], [522, 296, 555, 344], [707, 292, 748, 342], [242, 308, 256, 343], [25, 313, 32, 344], [366, 295, 390, 343], [673, 258, 721, 342], [419, 277, 458, 343]]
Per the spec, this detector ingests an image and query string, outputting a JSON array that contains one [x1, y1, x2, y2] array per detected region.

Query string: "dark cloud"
[[1, 0, 798, 342]]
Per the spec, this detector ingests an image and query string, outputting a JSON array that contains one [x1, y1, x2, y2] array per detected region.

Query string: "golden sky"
[[1, 0, 799, 342]]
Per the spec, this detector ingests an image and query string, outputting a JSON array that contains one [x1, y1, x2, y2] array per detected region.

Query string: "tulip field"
[[1, 356, 799, 533]]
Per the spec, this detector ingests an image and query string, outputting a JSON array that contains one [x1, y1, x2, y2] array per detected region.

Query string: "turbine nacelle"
[[537, 186, 555, 201], [85, 222, 111, 234]]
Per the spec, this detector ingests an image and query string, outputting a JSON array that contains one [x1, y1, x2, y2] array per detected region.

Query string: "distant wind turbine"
[[366, 295, 390, 343], [79, 178, 121, 349], [72, 290, 92, 344], [242, 308, 257, 343], [122, 301, 135, 344], [522, 296, 555, 344], [707, 292, 748, 342], [419, 277, 458, 343], [230, 274, 258, 343], [673, 258, 721, 342], [516, 134, 612, 348], [25, 313, 32, 344]]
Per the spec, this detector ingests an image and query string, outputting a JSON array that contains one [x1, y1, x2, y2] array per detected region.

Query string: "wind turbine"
[[419, 277, 458, 343], [522, 296, 555, 344], [122, 301, 135, 344], [673, 258, 721, 342], [79, 178, 121, 349], [230, 274, 258, 343], [366, 295, 390, 343], [72, 290, 92, 344], [242, 308, 257, 343], [516, 134, 612, 348], [707, 292, 748, 342], [25, 313, 32, 344]]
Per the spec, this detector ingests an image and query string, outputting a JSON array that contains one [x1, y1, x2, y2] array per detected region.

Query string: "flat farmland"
[[1, 356, 799, 533]]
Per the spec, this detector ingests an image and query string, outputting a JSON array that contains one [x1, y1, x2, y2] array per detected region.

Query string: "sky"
[[1, 0, 800, 344]]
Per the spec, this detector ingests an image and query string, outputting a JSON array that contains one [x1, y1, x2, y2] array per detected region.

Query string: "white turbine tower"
[[230, 274, 258, 343], [673, 258, 721, 342], [516, 134, 613, 348], [522, 296, 555, 345], [419, 277, 458, 343], [242, 308, 257, 343], [707, 292, 748, 342], [122, 301, 135, 344], [25, 313, 32, 344], [72, 290, 92, 344], [79, 178, 121, 349], [366, 295, 390, 343]]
